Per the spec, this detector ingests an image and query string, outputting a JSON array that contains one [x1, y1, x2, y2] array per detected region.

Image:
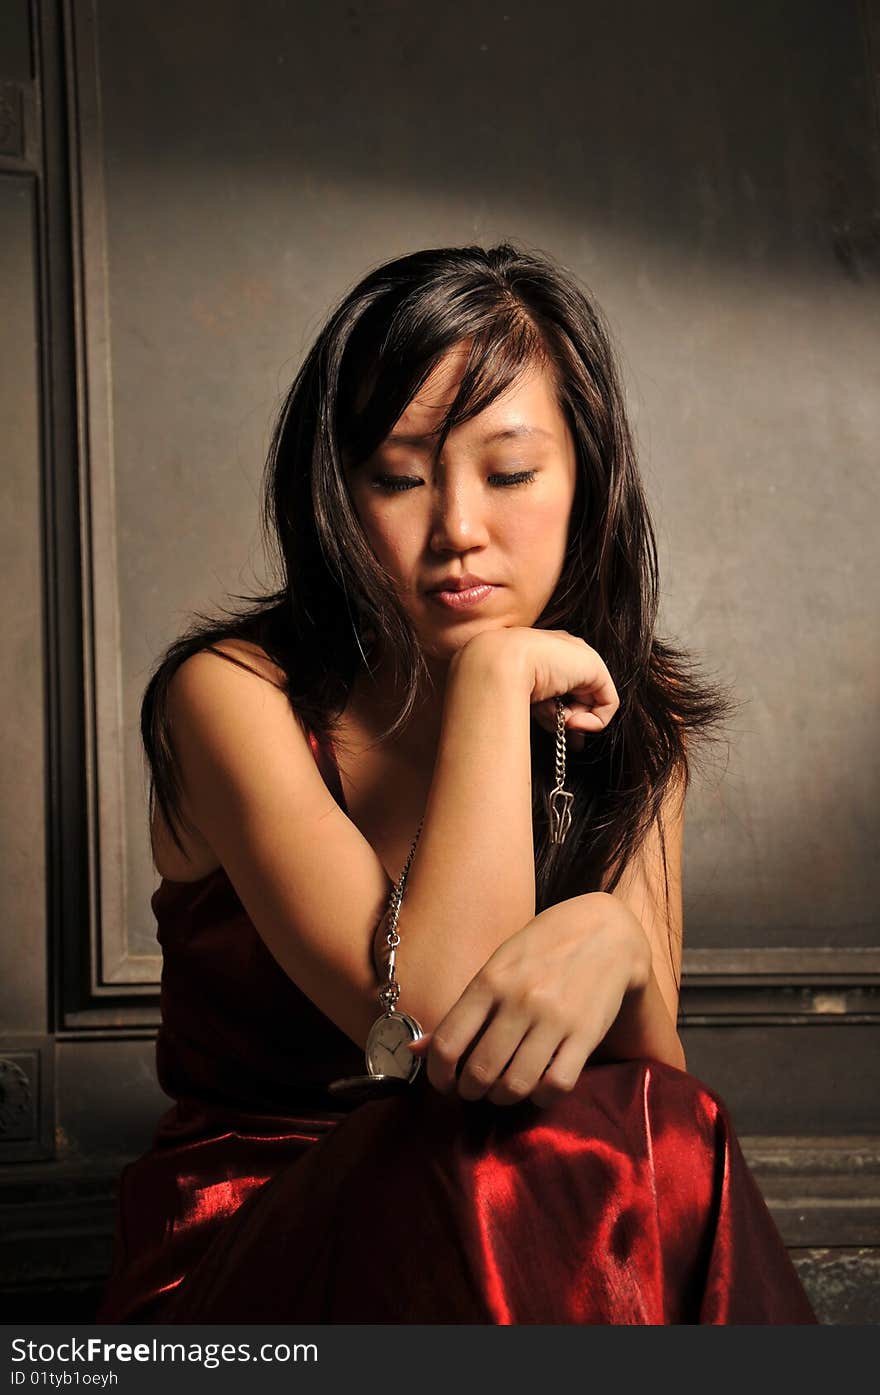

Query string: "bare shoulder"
[[165, 639, 313, 795], [196, 637, 287, 691], [152, 639, 304, 879], [158, 633, 394, 1050]]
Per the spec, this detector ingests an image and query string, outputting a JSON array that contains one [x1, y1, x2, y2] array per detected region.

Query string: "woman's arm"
[[413, 892, 684, 1105], [387, 634, 537, 1032], [390, 628, 625, 1039], [589, 951, 686, 1071], [401, 630, 686, 1095], [594, 781, 687, 1070]]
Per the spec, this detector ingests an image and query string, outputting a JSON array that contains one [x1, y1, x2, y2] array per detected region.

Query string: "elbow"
[[668, 1028, 687, 1073]]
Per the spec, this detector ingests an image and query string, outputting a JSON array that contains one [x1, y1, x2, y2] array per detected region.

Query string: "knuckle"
[[478, 965, 509, 997], [542, 1069, 577, 1093], [429, 1034, 459, 1065], [502, 1075, 531, 1098], [463, 1059, 493, 1087], [427, 1064, 454, 1097], [488, 1077, 530, 1105], [520, 982, 557, 1014]]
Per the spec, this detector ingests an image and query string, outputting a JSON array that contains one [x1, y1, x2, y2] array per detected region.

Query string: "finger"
[[531, 701, 587, 750], [554, 703, 613, 735], [560, 708, 586, 750], [454, 1007, 533, 1102], [484, 1020, 568, 1107], [531, 699, 580, 734], [578, 706, 616, 730], [568, 671, 619, 729], [424, 981, 497, 1096], [528, 1033, 590, 1110]]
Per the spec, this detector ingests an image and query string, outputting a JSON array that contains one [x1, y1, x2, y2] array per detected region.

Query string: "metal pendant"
[[548, 784, 574, 844], [548, 696, 574, 845]]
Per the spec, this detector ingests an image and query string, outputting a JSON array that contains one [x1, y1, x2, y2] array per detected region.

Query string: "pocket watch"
[[366, 1007, 424, 1079], [328, 1008, 424, 1104], [328, 823, 425, 1104]]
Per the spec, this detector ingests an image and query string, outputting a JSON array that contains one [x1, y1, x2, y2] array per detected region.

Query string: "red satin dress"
[[96, 728, 816, 1326]]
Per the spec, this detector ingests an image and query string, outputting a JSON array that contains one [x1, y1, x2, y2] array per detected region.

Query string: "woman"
[[96, 242, 816, 1324]]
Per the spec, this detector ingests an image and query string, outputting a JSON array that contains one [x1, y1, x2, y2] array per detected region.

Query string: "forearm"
[[590, 962, 686, 1072], [391, 640, 536, 1028]]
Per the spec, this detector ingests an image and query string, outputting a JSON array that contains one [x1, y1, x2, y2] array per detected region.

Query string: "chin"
[[419, 621, 508, 660], [418, 636, 468, 663]]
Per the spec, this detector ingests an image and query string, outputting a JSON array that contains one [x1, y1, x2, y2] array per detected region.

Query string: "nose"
[[428, 481, 491, 554]]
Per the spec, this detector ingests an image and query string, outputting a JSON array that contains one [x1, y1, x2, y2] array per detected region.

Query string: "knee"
[[575, 1057, 732, 1143], [641, 1058, 730, 1125]]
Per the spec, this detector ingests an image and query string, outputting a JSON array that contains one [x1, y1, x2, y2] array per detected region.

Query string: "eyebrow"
[[383, 425, 555, 447]]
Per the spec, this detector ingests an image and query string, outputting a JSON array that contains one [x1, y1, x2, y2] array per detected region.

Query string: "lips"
[[426, 574, 492, 593], [427, 583, 497, 612]]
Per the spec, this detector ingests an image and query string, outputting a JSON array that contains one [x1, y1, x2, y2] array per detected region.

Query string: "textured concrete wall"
[[82, 0, 879, 954]]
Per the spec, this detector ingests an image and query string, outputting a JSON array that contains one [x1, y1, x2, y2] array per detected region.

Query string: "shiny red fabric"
[[96, 729, 816, 1326]]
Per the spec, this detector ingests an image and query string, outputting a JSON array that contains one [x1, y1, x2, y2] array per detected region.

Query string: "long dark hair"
[[142, 241, 738, 991]]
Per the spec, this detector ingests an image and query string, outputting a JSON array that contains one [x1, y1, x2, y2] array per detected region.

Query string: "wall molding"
[[63, 0, 141, 1000], [680, 946, 880, 1024], [49, 945, 880, 1035], [682, 946, 880, 982]]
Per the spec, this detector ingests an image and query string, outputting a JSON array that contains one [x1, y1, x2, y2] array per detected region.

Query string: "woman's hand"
[[456, 627, 620, 754], [408, 893, 652, 1108]]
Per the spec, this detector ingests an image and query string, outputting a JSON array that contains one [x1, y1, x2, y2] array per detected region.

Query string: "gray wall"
[[1, 0, 878, 1164], [92, 0, 879, 952]]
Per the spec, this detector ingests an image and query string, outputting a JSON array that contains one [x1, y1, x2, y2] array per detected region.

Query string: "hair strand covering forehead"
[[339, 266, 555, 467]]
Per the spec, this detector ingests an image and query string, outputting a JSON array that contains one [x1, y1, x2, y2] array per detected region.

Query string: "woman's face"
[[345, 344, 578, 662]]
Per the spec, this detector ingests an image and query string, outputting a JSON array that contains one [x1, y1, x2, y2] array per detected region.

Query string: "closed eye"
[[370, 470, 538, 492], [492, 470, 538, 487], [369, 476, 419, 492]]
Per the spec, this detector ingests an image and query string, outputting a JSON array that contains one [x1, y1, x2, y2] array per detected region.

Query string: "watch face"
[[366, 1012, 422, 1082]]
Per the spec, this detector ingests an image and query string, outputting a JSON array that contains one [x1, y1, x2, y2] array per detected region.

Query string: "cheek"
[[358, 506, 420, 578], [506, 494, 572, 564]]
